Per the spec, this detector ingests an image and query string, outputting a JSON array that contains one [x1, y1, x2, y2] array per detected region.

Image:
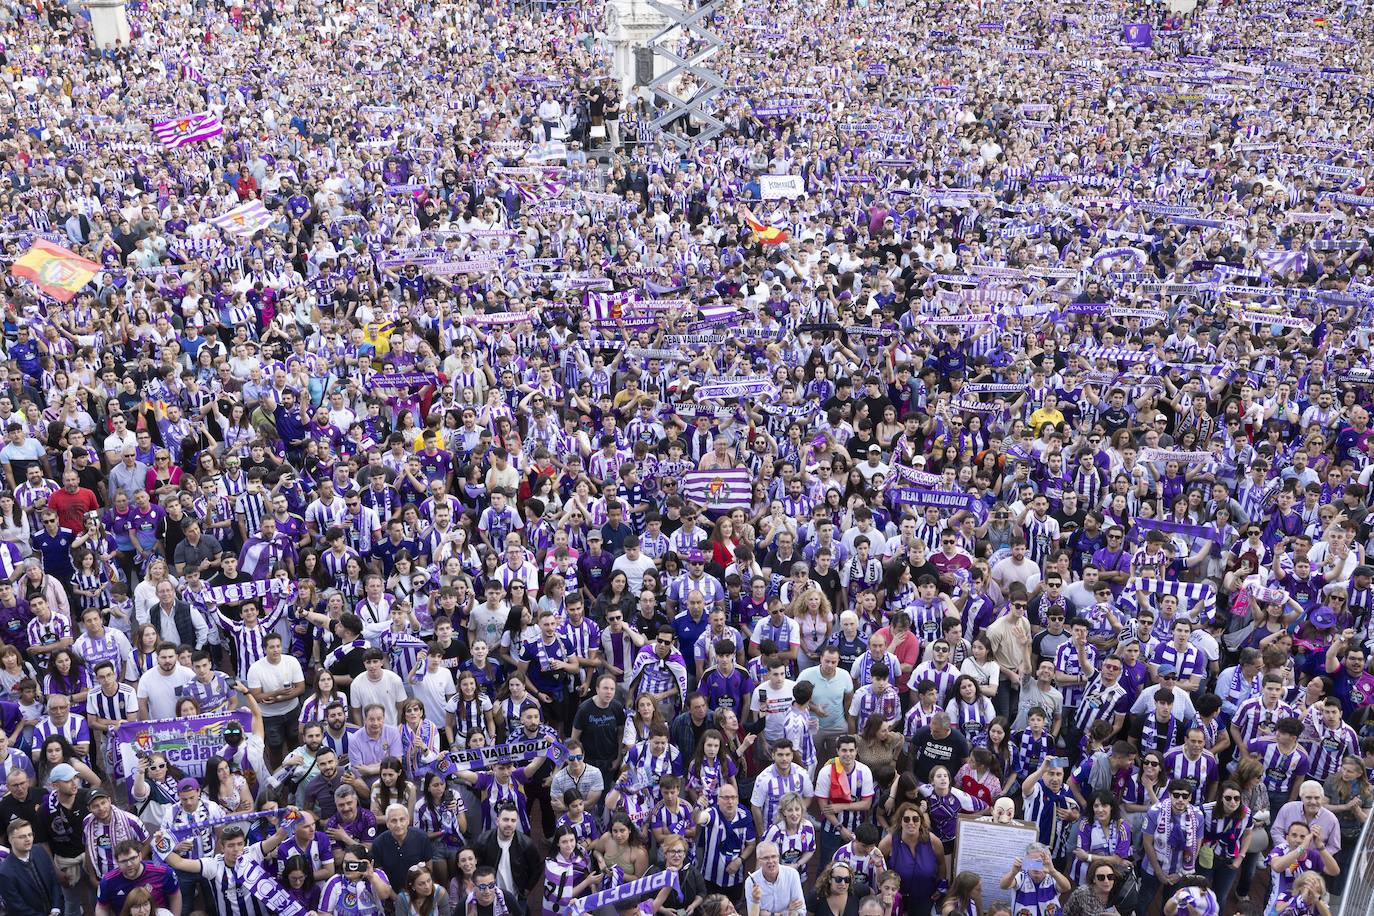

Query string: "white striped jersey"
[[813, 760, 875, 834], [1162, 748, 1220, 804], [761, 821, 816, 877], [694, 804, 757, 886], [213, 605, 286, 679], [1250, 738, 1312, 796], [1231, 696, 1296, 751], [161, 797, 226, 859], [780, 706, 817, 770], [1300, 713, 1359, 781], [749, 763, 814, 830], [1022, 780, 1079, 857]]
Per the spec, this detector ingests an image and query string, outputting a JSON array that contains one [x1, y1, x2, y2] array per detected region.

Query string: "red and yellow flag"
[[739, 205, 790, 245], [9, 239, 100, 302]]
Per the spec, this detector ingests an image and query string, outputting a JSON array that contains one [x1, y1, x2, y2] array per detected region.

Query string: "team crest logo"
[[35, 258, 83, 288], [707, 476, 732, 502]]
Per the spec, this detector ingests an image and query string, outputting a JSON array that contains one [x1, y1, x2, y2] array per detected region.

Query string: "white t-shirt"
[[246, 655, 305, 717], [750, 679, 797, 741], [137, 664, 196, 719], [469, 604, 508, 648], [415, 667, 458, 724], [612, 554, 657, 595], [349, 670, 407, 725]]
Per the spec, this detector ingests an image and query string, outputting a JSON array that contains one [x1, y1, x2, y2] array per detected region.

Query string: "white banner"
[[761, 175, 806, 199]]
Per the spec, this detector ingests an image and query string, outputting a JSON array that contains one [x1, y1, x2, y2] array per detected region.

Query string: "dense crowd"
[[0, 0, 1373, 916]]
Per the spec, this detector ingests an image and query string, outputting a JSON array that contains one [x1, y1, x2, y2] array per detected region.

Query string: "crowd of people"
[[0, 0, 1372, 915]]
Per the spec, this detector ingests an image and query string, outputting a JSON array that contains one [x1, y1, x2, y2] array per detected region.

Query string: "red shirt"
[[47, 486, 99, 532]]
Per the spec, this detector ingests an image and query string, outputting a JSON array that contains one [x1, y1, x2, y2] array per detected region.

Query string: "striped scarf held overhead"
[[1132, 577, 1216, 620]]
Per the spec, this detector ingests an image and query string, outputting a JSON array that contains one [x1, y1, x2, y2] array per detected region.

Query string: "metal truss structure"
[[644, 0, 727, 149]]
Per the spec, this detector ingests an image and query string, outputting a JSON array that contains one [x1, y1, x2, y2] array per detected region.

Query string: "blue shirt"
[[30, 529, 75, 579]]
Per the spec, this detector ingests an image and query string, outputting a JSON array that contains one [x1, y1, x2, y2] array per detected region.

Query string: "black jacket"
[[474, 828, 542, 899]]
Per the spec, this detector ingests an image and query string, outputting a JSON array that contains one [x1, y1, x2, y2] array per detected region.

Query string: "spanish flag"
[[9, 239, 100, 302], [739, 205, 790, 245]]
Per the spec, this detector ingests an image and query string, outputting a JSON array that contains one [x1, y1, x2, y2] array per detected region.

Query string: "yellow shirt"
[[1028, 407, 1065, 430]]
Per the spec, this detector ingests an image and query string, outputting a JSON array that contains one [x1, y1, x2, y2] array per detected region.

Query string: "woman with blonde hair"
[[790, 586, 832, 669], [1274, 871, 1330, 916]]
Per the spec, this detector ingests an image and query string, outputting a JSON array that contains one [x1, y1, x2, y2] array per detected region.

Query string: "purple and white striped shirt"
[[1162, 748, 1220, 805]]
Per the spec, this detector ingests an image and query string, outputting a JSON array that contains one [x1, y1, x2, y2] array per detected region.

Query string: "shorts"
[[263, 713, 299, 749]]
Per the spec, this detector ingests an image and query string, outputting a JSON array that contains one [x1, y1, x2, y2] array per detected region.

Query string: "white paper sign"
[[761, 175, 806, 199], [954, 817, 1041, 912]]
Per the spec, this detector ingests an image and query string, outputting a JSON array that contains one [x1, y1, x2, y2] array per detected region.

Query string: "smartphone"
[[1050, 756, 1070, 769]]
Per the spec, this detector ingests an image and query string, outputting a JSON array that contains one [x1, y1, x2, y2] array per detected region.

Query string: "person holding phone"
[[318, 845, 396, 916], [999, 843, 1070, 916]]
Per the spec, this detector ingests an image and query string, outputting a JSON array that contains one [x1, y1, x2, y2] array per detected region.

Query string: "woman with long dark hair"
[[1200, 779, 1252, 908], [1070, 791, 1132, 884], [877, 803, 945, 916]]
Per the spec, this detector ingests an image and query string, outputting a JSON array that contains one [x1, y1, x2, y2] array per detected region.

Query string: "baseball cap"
[[177, 777, 201, 794], [686, 549, 706, 564], [48, 763, 77, 783], [868, 444, 882, 453], [586, 530, 603, 541], [1157, 665, 1178, 679], [89, 787, 111, 801]]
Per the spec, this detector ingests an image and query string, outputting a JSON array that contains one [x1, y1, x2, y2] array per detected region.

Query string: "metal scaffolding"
[[644, 0, 726, 149]]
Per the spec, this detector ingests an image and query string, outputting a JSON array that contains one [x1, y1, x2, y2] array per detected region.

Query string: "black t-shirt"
[[41, 788, 90, 857], [571, 697, 627, 765], [433, 636, 470, 673], [811, 567, 841, 601], [0, 789, 47, 843], [908, 727, 970, 782]]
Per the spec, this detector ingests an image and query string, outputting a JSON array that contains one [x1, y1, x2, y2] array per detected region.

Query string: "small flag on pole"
[[209, 200, 274, 237], [151, 112, 223, 148], [8, 239, 101, 302], [681, 469, 753, 511]]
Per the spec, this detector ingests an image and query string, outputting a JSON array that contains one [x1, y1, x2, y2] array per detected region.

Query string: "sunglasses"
[[1171, 791, 1192, 799], [902, 815, 921, 824], [1094, 874, 1116, 883], [832, 875, 852, 884], [477, 882, 497, 891], [1142, 760, 1161, 767], [1222, 795, 1241, 801], [567, 754, 584, 761]]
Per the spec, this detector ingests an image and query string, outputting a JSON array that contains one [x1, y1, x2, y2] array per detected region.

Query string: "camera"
[[344, 860, 365, 875]]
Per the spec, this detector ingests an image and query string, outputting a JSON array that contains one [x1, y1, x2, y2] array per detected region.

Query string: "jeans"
[[1204, 861, 1240, 909], [1136, 871, 1165, 916], [994, 679, 1020, 720], [1236, 851, 1261, 899]]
